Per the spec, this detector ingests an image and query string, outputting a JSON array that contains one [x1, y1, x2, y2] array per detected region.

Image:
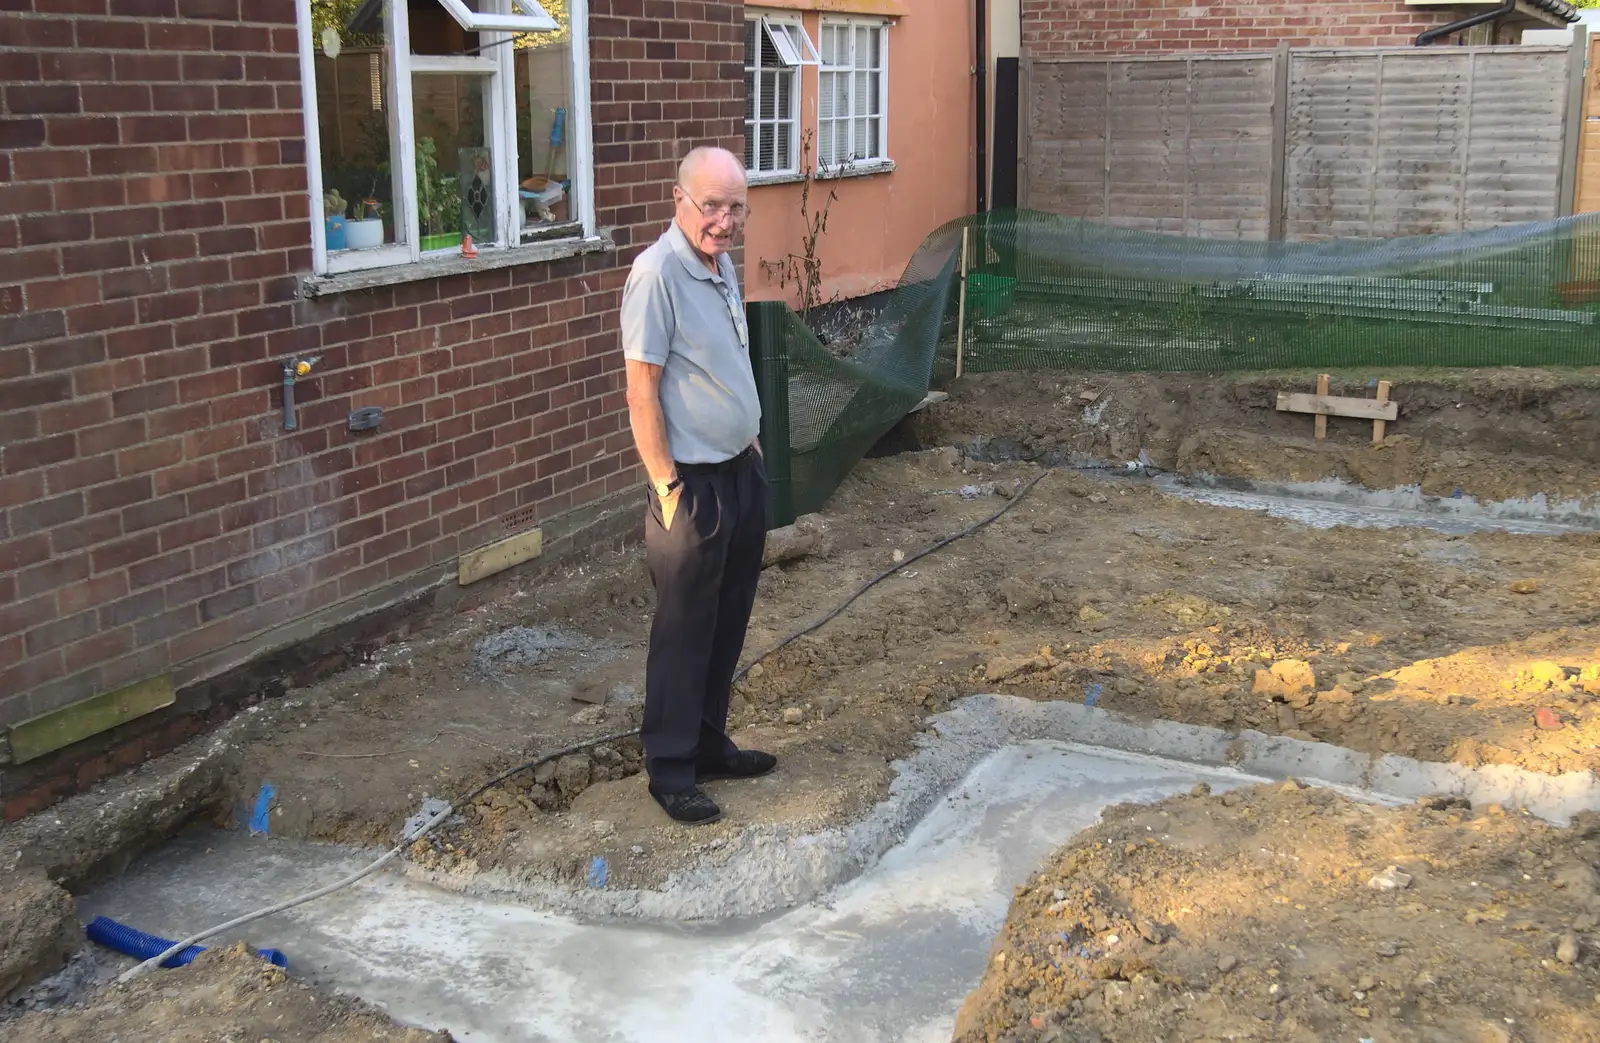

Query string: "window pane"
[[744, 19, 758, 64], [312, 14, 399, 255], [775, 121, 793, 171], [513, 15, 575, 238], [758, 23, 784, 68], [413, 73, 493, 249], [744, 70, 756, 123], [857, 70, 883, 119], [868, 66, 881, 118], [818, 70, 835, 122], [410, 0, 481, 56], [745, 121, 758, 171], [855, 27, 870, 71], [776, 66, 793, 123], [760, 70, 778, 120], [759, 124, 776, 171]]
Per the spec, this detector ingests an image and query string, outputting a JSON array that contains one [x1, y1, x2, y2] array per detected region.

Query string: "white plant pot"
[[345, 219, 383, 250]]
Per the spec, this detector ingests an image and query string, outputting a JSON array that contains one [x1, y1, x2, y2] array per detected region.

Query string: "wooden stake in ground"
[[1314, 373, 1329, 440], [1372, 380, 1392, 445], [1275, 373, 1398, 441], [954, 226, 970, 379]]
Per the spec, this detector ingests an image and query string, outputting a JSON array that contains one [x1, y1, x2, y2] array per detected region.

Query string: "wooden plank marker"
[[1276, 373, 1398, 443], [459, 527, 543, 585], [8, 675, 176, 764]]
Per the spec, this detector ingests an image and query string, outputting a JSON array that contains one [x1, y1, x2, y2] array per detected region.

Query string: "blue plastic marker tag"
[[249, 783, 276, 835]]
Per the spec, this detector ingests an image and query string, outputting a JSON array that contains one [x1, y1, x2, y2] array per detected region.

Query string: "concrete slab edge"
[[412, 694, 1600, 924], [16, 689, 1599, 929]]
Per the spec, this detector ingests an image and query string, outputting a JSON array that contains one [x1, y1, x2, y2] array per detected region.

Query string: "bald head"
[[678, 146, 745, 193], [673, 146, 748, 264]]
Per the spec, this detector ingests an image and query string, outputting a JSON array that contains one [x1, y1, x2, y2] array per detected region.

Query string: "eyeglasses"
[[678, 187, 751, 222]]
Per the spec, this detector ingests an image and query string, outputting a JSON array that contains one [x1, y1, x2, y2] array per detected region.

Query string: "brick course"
[[0, 0, 743, 767], [1022, 0, 1458, 55]]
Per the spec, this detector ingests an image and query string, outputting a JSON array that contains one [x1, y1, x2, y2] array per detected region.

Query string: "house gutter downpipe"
[[1415, 0, 1516, 45], [976, 0, 987, 212]]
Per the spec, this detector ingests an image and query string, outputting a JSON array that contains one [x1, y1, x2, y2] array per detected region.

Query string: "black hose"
[[455, 467, 1053, 804], [455, 729, 643, 808], [730, 468, 1050, 684]]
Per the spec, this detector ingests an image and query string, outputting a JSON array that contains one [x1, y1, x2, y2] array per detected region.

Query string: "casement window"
[[743, 16, 818, 177], [817, 17, 889, 169], [295, 0, 595, 280]]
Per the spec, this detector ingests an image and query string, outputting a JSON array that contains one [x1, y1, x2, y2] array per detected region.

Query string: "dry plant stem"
[[759, 128, 850, 323]]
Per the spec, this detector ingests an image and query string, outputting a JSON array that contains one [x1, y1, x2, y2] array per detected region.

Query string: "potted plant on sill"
[[345, 181, 384, 250]]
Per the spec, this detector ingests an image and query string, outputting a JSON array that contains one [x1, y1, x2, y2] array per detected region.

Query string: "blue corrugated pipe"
[[86, 915, 288, 970]]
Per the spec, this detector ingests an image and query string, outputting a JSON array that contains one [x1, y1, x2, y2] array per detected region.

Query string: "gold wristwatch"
[[652, 475, 681, 497]]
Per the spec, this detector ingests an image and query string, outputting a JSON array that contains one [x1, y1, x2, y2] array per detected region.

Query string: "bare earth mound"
[[954, 783, 1600, 1043]]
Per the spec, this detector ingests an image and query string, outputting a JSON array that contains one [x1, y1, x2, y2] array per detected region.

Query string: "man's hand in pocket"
[[659, 487, 682, 532]]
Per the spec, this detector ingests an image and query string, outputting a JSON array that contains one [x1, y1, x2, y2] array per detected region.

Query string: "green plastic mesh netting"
[[746, 209, 1600, 526]]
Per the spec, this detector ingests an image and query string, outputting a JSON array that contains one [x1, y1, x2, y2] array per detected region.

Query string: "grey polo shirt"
[[620, 222, 761, 465]]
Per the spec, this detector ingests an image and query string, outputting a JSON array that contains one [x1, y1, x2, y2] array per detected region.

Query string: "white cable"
[[111, 729, 640, 985], [115, 802, 455, 984]]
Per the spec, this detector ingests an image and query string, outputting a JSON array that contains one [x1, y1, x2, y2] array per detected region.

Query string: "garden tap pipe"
[[281, 356, 321, 431]]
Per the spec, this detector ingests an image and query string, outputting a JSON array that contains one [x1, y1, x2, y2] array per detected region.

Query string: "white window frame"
[[765, 18, 819, 67], [744, 15, 814, 178], [436, 0, 558, 33], [294, 0, 596, 280], [817, 16, 890, 170]]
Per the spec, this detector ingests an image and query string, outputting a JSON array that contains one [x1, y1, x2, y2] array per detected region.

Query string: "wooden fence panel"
[[1026, 45, 1575, 241], [1575, 36, 1600, 215], [1025, 54, 1276, 239]]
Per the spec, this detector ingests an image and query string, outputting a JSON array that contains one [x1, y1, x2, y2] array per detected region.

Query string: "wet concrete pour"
[[79, 742, 1268, 1043]]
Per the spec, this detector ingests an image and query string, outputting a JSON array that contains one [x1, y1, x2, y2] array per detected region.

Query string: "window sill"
[[301, 234, 613, 299], [747, 159, 896, 188]]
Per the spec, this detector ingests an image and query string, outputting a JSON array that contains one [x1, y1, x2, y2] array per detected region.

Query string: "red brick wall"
[[0, 1, 743, 748], [1022, 0, 1458, 55]]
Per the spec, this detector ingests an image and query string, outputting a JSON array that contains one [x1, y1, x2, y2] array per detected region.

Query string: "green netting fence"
[[746, 209, 1600, 527]]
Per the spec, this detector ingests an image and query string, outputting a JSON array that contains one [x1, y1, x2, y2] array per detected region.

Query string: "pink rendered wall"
[[742, 4, 977, 304]]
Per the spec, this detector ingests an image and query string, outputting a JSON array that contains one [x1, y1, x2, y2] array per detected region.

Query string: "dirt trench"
[[4, 367, 1600, 1041]]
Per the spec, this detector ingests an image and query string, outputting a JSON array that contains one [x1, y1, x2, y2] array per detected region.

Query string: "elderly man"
[[620, 146, 776, 825]]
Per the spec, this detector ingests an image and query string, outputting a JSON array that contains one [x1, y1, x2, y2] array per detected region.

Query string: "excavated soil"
[[13, 945, 450, 1043], [5, 367, 1600, 1039], [954, 784, 1600, 1043], [905, 368, 1600, 504]]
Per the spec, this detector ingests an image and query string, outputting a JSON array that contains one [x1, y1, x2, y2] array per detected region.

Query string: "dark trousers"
[[641, 449, 768, 796]]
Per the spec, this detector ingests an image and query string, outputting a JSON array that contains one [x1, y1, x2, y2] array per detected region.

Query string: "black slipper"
[[652, 785, 723, 824], [697, 749, 778, 783]]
